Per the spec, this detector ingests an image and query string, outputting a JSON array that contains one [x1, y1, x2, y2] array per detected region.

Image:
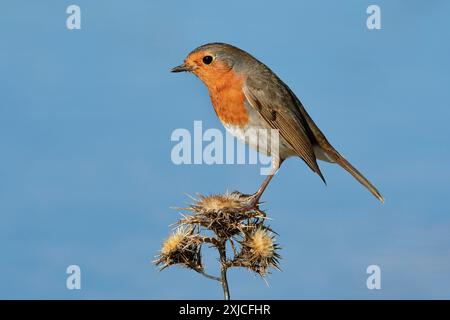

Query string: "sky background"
[[1, 0, 450, 299]]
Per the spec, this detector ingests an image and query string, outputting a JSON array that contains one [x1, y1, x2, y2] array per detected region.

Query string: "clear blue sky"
[[1, 0, 449, 299]]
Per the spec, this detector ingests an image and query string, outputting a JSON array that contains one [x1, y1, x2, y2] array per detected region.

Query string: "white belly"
[[223, 123, 293, 158]]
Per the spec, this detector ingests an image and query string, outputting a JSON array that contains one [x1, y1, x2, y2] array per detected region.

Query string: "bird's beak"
[[171, 63, 192, 73]]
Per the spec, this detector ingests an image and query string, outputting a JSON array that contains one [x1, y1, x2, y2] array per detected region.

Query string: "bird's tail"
[[289, 92, 384, 203], [324, 146, 384, 203]]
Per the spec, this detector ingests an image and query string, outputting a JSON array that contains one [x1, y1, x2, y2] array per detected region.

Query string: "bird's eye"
[[202, 55, 213, 65]]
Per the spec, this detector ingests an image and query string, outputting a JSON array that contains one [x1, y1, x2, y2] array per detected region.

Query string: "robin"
[[171, 43, 384, 204]]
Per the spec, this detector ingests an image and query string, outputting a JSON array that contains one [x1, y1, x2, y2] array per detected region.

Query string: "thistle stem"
[[194, 268, 221, 282], [218, 241, 230, 300]]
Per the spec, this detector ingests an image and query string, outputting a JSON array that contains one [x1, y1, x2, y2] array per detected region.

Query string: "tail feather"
[[288, 92, 384, 203], [325, 147, 384, 203]]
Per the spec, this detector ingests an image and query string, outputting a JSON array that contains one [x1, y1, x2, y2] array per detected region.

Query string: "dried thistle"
[[154, 226, 202, 271], [180, 192, 265, 238], [234, 228, 281, 276], [154, 191, 281, 299]]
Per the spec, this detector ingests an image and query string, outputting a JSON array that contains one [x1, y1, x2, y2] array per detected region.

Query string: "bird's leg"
[[251, 172, 275, 204], [246, 157, 283, 208]]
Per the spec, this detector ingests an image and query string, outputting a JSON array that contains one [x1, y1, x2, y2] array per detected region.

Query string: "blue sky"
[[1, 0, 449, 299]]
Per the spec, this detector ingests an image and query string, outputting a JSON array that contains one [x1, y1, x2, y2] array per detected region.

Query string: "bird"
[[171, 43, 384, 205]]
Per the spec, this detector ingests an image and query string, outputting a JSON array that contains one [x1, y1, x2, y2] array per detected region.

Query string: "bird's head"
[[171, 43, 250, 88]]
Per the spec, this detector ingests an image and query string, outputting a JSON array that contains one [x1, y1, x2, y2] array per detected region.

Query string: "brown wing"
[[243, 72, 325, 183]]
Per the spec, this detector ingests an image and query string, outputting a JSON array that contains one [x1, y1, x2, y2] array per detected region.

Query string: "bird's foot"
[[230, 191, 262, 213]]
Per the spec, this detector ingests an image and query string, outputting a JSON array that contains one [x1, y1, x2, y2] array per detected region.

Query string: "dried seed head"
[[191, 192, 259, 215], [236, 228, 281, 276], [161, 227, 191, 255], [180, 192, 266, 239], [154, 227, 202, 271], [195, 193, 244, 212], [248, 229, 274, 259]]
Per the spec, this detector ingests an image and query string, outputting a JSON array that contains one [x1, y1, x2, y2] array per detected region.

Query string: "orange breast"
[[203, 70, 249, 127]]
